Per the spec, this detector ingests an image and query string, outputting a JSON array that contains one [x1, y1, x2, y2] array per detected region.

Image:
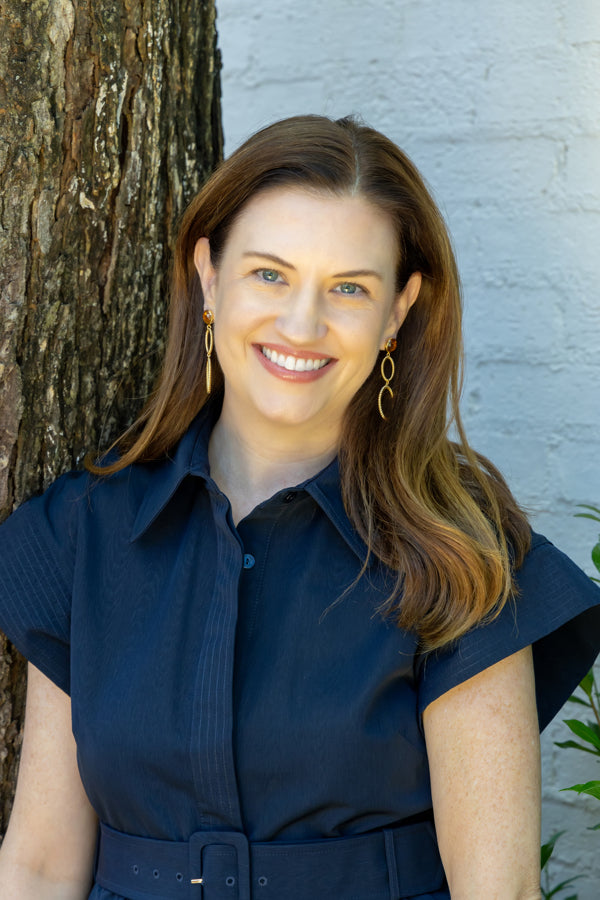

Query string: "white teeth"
[[261, 347, 329, 372]]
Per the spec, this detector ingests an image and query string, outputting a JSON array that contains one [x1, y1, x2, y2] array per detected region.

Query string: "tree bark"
[[0, 0, 222, 835]]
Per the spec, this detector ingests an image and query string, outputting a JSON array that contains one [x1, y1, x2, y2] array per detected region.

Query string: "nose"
[[275, 282, 327, 344]]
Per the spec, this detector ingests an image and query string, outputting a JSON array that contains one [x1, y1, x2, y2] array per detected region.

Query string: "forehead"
[[222, 186, 398, 267]]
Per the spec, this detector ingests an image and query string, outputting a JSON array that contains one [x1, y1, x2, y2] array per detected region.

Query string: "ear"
[[193, 237, 218, 309], [383, 272, 422, 347]]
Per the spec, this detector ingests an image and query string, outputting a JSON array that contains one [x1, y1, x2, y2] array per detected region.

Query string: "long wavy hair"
[[88, 114, 531, 649]]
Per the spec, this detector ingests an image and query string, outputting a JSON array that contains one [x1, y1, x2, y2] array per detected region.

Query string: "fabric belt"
[[95, 820, 447, 900]]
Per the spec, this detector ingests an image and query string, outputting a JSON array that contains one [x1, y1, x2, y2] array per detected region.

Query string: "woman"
[[0, 114, 599, 900]]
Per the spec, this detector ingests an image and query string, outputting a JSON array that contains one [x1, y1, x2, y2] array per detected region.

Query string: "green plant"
[[540, 832, 580, 899], [541, 671, 599, 900], [554, 505, 600, 824], [573, 504, 600, 584], [540, 505, 600, 897], [555, 668, 600, 829]]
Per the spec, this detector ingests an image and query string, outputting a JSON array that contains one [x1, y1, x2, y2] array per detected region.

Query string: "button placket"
[[189, 491, 246, 830]]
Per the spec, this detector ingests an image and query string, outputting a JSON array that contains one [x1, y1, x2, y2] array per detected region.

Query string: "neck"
[[208, 401, 339, 522]]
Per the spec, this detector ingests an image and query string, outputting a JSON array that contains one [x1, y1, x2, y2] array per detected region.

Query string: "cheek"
[[333, 309, 388, 355], [216, 283, 273, 323], [212, 292, 267, 362]]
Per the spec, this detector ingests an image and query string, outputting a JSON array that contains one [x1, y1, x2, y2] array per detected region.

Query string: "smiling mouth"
[[260, 346, 332, 372]]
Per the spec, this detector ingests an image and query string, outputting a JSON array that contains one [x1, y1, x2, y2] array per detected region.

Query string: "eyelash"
[[253, 269, 369, 298], [255, 268, 284, 284], [334, 282, 368, 297]]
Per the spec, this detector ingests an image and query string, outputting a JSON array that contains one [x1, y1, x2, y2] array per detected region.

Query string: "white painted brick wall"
[[216, 1, 600, 893]]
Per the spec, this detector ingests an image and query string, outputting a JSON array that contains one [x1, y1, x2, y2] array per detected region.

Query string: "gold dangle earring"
[[377, 338, 397, 421], [203, 310, 214, 394]]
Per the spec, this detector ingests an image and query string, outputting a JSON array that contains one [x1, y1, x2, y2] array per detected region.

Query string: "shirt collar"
[[129, 405, 214, 543], [304, 462, 373, 566], [129, 404, 372, 566]]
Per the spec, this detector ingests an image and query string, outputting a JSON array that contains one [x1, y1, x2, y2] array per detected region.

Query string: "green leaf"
[[553, 881, 581, 894], [566, 695, 591, 707], [588, 821, 600, 831], [541, 831, 565, 870], [561, 781, 600, 800], [574, 512, 600, 522], [592, 542, 600, 575], [554, 739, 600, 755], [563, 719, 600, 751], [544, 876, 582, 898], [575, 503, 600, 517], [579, 669, 595, 699]]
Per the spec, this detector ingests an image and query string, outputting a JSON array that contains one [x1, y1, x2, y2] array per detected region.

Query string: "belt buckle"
[[189, 830, 251, 900]]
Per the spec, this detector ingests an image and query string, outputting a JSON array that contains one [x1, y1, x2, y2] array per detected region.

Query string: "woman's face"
[[194, 187, 420, 441]]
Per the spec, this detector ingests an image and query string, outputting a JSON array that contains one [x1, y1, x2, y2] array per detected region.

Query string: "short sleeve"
[[417, 532, 600, 730], [0, 470, 88, 695]]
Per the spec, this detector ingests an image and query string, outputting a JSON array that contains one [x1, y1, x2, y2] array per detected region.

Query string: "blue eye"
[[257, 269, 280, 283], [336, 282, 365, 296]]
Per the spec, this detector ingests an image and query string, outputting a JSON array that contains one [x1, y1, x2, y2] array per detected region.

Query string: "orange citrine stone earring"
[[377, 337, 397, 420], [203, 310, 214, 395]]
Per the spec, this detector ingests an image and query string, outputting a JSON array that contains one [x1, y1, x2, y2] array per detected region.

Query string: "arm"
[[0, 664, 98, 899], [423, 646, 542, 900]]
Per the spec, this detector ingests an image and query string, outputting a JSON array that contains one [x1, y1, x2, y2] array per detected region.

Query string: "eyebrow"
[[243, 251, 295, 269], [242, 251, 383, 281]]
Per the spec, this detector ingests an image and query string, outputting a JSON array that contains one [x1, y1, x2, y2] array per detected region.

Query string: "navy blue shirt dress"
[[1, 404, 600, 900]]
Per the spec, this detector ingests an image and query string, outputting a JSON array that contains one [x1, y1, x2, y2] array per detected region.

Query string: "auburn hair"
[[87, 114, 531, 650]]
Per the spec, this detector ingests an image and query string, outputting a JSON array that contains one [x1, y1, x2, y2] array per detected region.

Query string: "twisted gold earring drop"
[[203, 310, 214, 394], [377, 337, 397, 420]]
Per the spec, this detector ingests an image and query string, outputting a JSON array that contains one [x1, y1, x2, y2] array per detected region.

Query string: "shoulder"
[[417, 530, 600, 730], [514, 530, 600, 623], [0, 450, 175, 582]]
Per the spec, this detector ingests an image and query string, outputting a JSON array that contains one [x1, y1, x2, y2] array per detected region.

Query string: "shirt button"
[[283, 491, 296, 502], [243, 553, 255, 569]]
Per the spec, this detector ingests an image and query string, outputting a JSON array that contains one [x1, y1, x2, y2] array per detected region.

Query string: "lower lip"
[[253, 345, 336, 382]]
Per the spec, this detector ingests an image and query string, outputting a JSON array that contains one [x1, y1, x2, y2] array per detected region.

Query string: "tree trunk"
[[0, 0, 222, 835]]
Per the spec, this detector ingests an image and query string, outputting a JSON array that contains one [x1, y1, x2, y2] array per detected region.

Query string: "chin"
[[262, 410, 320, 428], [255, 400, 330, 429]]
